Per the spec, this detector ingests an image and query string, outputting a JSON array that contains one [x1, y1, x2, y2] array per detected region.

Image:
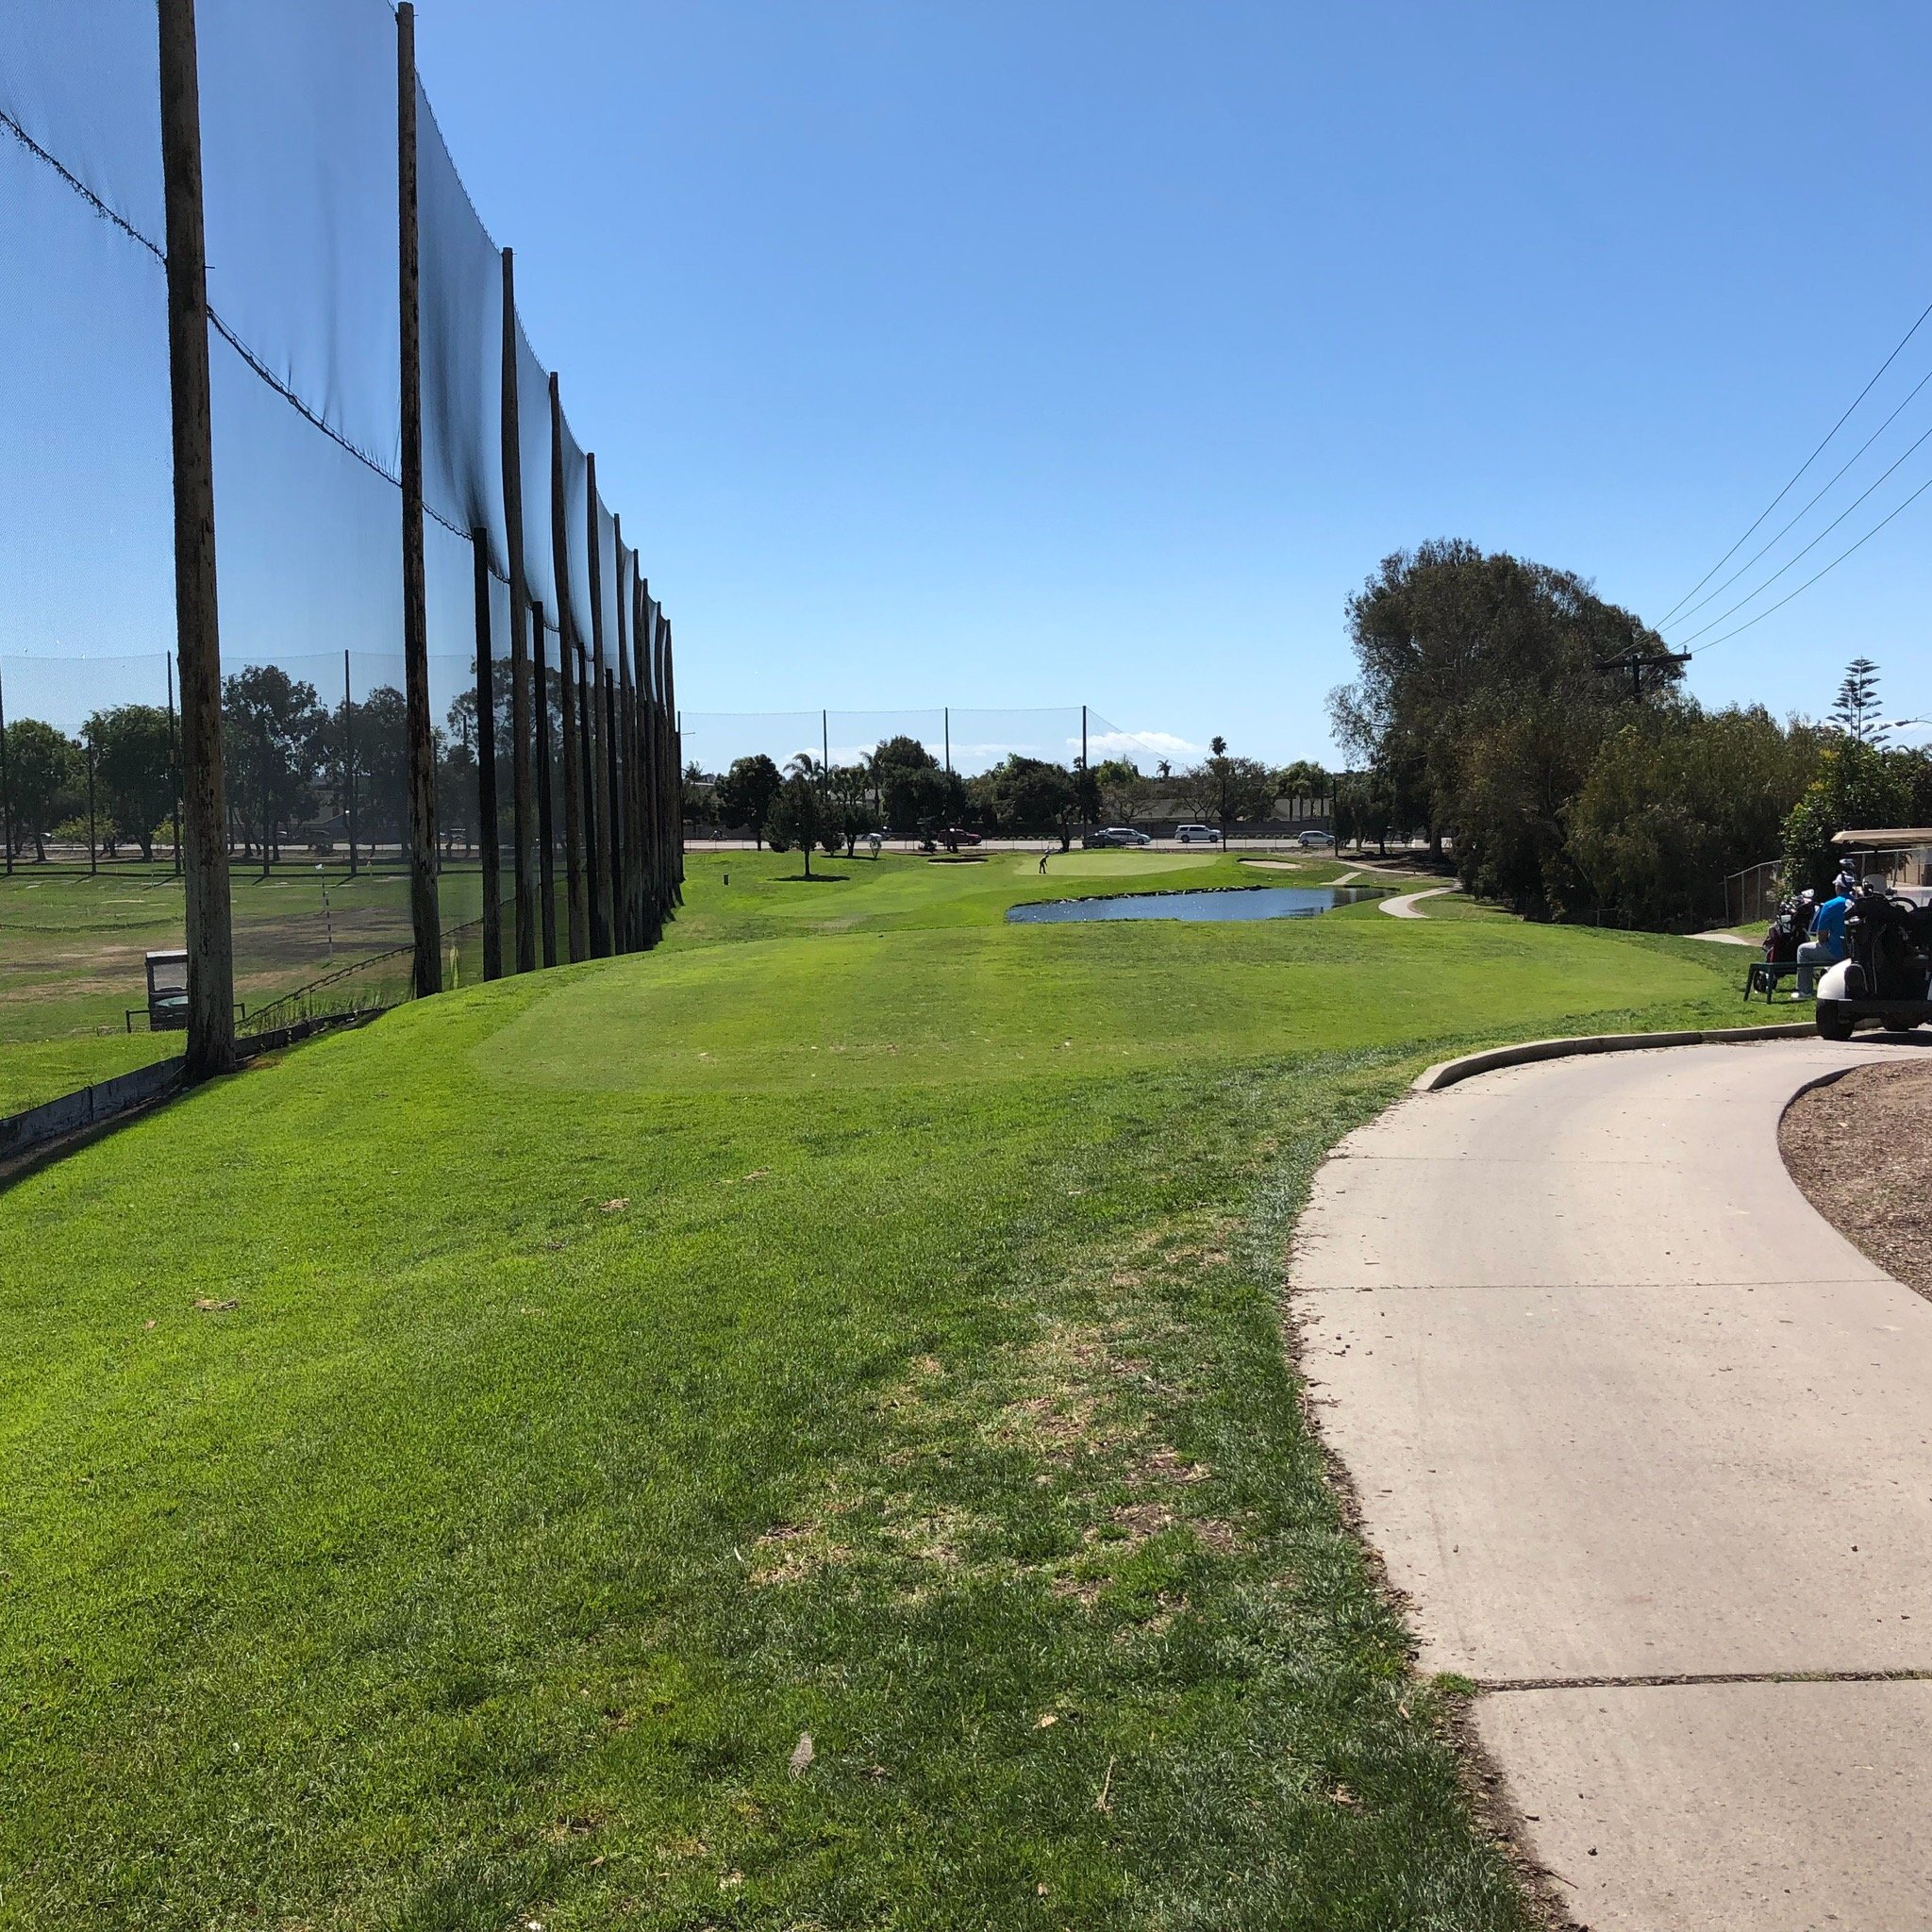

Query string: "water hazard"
[[1008, 886, 1378, 924]]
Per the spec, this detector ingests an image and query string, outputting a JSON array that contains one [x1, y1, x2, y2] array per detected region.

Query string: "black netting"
[[1, 1, 680, 1104]]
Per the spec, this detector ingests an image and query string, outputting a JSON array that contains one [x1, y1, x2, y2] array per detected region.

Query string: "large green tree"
[[1181, 738, 1275, 833], [1781, 738, 1914, 894], [83, 706, 178, 862], [1570, 704, 1825, 928], [223, 666, 327, 862], [1093, 758, 1150, 827], [1332, 541, 1670, 908], [3, 718, 77, 862], [713, 754, 783, 847], [979, 755, 1074, 846], [763, 758, 826, 876]]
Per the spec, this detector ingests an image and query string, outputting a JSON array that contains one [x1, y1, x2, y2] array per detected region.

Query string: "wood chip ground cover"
[[1780, 1054, 1932, 1299], [0, 850, 1795, 1929]]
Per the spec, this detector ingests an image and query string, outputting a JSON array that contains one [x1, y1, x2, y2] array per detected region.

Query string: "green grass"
[[0, 863, 486, 1115], [0, 852, 1790, 1928]]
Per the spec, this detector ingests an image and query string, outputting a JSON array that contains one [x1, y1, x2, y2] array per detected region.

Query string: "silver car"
[[1174, 824, 1222, 844]]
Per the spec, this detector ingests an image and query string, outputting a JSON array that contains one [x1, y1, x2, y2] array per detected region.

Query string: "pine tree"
[[1830, 658, 1888, 744]]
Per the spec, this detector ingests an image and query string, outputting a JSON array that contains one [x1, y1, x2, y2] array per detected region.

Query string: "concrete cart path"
[[1292, 1036, 1932, 1930], [1379, 885, 1460, 919]]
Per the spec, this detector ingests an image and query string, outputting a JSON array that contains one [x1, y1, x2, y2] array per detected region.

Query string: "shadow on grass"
[[774, 873, 850, 884]]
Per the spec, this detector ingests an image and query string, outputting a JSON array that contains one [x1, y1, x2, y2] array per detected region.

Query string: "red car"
[[941, 826, 983, 846]]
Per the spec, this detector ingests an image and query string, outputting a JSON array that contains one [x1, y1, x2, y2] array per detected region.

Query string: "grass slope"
[[0, 853, 1782, 1929]]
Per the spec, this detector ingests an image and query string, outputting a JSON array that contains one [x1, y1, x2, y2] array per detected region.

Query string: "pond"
[[1008, 886, 1379, 924]]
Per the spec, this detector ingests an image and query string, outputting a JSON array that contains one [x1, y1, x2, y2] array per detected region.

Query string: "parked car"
[[940, 826, 982, 846], [1174, 824, 1222, 844], [1088, 826, 1153, 848], [1296, 829, 1335, 848]]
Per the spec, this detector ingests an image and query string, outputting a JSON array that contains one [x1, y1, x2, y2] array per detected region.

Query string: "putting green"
[[1010, 849, 1216, 878]]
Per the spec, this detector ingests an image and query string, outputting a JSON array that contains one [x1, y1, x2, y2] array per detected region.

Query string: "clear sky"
[[406, 0, 1932, 765], [3, 6, 1927, 763]]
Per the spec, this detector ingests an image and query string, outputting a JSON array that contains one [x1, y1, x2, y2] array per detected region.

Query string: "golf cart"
[[138, 949, 189, 1032], [1814, 881, 1932, 1041]]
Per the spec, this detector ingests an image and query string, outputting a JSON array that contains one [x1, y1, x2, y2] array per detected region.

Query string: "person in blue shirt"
[[1795, 890, 1851, 998]]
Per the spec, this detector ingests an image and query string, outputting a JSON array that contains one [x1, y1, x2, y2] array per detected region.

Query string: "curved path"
[[1291, 1036, 1932, 1929], [1379, 884, 1459, 919]]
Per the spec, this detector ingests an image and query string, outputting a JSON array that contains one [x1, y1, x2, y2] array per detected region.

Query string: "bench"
[[1744, 958, 1803, 1002]]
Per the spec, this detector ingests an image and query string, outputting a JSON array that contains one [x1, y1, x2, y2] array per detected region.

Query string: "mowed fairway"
[[0, 853, 1778, 1930]]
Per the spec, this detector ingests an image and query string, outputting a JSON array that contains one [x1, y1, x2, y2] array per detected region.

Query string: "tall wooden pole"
[[533, 601, 557, 965], [341, 649, 358, 876], [641, 564, 664, 942], [396, 2, 441, 996], [472, 528, 503, 979], [603, 664, 622, 941], [0, 661, 11, 875], [576, 639, 597, 948], [664, 617, 683, 902], [158, 0, 234, 1076], [612, 525, 634, 951], [654, 601, 672, 919], [500, 248, 536, 973], [165, 654, 182, 874], [584, 455, 612, 956], [547, 374, 586, 961], [637, 583, 659, 935]]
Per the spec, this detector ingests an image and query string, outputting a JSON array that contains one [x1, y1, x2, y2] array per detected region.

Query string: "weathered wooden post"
[[500, 248, 536, 973], [603, 664, 622, 936], [636, 582, 659, 935], [158, 0, 235, 1076], [396, 2, 441, 996], [547, 374, 586, 960], [341, 649, 358, 876], [532, 600, 557, 965], [584, 455, 611, 956], [472, 529, 503, 978], [641, 564, 664, 942], [1, 661, 14, 876], [165, 654, 182, 874], [662, 616, 683, 903], [576, 637, 597, 946], [611, 527, 633, 950]]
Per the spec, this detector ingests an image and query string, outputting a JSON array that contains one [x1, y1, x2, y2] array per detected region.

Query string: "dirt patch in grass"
[[1779, 1057, 1932, 1301]]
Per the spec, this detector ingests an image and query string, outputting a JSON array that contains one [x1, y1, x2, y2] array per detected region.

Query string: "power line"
[[1690, 469, 1932, 656], [1663, 360, 1932, 634], [1672, 415, 1932, 647], [1657, 294, 1932, 626]]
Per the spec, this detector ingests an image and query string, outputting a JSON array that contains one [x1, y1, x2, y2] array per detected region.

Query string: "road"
[[1292, 1036, 1932, 1930]]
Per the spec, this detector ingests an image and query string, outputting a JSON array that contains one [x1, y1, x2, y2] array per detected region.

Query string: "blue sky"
[[2, 6, 1927, 764], [408, 0, 1932, 764]]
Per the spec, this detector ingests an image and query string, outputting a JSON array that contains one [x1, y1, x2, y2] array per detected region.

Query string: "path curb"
[[1413, 1022, 1816, 1092]]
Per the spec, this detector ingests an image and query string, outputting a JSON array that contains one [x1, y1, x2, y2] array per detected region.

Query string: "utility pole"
[[396, 2, 441, 996], [86, 734, 97, 875], [158, 0, 235, 1075], [1597, 648, 1691, 702]]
